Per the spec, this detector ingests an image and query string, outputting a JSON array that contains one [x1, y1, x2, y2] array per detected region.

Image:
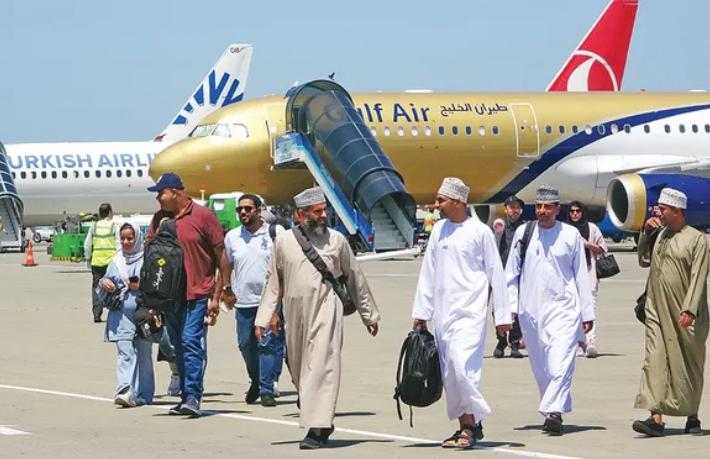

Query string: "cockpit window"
[[231, 123, 249, 139], [212, 124, 231, 138], [190, 124, 216, 138]]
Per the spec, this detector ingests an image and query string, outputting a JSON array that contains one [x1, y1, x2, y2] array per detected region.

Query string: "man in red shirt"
[[147, 173, 228, 417]]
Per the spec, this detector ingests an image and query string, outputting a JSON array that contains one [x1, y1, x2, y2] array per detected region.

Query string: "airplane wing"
[[631, 159, 710, 176]]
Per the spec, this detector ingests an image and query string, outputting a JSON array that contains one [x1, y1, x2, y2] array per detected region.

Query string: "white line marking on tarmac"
[[368, 274, 417, 278], [0, 425, 31, 436], [0, 384, 586, 459], [602, 279, 645, 284], [369, 274, 648, 284]]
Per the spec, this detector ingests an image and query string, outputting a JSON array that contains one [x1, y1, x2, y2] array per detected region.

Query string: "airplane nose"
[[149, 144, 182, 183]]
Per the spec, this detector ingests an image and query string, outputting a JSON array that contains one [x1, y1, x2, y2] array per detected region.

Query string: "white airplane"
[[4, 44, 253, 226]]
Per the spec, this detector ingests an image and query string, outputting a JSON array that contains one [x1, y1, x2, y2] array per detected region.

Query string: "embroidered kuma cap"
[[658, 187, 687, 210], [293, 186, 326, 209], [437, 177, 470, 203], [535, 184, 560, 203]]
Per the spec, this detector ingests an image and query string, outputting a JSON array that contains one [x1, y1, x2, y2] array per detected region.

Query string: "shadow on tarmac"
[[272, 439, 393, 448], [403, 440, 526, 448], [282, 410, 376, 418], [191, 409, 252, 417], [515, 424, 606, 434], [637, 427, 708, 437]]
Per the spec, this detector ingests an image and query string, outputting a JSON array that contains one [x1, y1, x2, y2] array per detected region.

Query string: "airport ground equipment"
[[272, 80, 416, 251], [0, 142, 24, 252], [208, 193, 242, 232], [50, 233, 86, 262]]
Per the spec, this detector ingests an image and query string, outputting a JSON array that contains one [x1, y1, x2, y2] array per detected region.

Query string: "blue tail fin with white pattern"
[[154, 44, 253, 145]]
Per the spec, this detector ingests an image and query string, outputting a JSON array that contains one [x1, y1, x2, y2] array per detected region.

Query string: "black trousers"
[[91, 265, 107, 320], [496, 314, 522, 347]]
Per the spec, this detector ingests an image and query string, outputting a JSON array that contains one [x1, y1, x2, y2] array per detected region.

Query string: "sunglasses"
[[237, 205, 255, 213], [569, 208, 581, 214]]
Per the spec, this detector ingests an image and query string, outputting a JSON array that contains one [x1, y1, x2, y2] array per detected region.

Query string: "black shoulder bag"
[[292, 225, 356, 315], [518, 221, 536, 280], [634, 228, 666, 324]]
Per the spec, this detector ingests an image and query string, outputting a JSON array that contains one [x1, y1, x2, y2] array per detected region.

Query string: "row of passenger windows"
[[190, 123, 250, 139], [543, 123, 710, 135], [369, 122, 710, 137], [12, 169, 146, 180], [369, 125, 502, 137]]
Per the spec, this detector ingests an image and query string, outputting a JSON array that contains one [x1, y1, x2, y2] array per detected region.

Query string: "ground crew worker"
[[84, 203, 121, 323]]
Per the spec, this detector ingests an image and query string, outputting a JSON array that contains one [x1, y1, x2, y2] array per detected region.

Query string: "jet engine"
[[607, 173, 710, 231]]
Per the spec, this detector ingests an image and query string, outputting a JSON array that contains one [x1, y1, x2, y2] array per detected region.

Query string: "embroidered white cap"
[[293, 186, 326, 209], [535, 184, 560, 203], [658, 187, 687, 210], [437, 177, 470, 203]]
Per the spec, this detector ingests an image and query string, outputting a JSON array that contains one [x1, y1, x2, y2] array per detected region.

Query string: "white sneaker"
[[586, 343, 599, 359], [273, 382, 280, 398], [114, 390, 137, 408], [167, 375, 181, 396]]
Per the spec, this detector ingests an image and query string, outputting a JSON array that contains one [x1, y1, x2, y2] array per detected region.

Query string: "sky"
[[2, 0, 710, 143]]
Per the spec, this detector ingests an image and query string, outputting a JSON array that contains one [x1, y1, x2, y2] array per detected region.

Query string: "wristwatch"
[[222, 285, 233, 293]]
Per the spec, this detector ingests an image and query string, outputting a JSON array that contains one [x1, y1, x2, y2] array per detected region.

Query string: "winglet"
[[547, 0, 638, 92], [154, 44, 253, 144]]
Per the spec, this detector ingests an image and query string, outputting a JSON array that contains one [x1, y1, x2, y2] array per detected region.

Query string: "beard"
[[305, 217, 327, 235]]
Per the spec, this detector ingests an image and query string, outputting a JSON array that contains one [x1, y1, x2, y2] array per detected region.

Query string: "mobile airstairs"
[[0, 142, 24, 252], [271, 80, 416, 254]]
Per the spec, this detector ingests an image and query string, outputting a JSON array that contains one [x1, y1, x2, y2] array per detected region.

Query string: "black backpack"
[[139, 220, 185, 312], [393, 328, 443, 426]]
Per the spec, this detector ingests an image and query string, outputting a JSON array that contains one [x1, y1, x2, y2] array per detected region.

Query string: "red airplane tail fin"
[[547, 0, 638, 92]]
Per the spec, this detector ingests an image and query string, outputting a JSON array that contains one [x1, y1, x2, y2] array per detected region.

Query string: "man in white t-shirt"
[[221, 194, 285, 407]]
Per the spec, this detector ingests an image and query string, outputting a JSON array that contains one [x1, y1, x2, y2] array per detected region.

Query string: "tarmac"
[[1, 242, 709, 458]]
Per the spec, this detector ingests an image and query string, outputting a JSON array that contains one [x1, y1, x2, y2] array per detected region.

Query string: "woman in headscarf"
[[99, 222, 154, 406], [566, 201, 607, 358]]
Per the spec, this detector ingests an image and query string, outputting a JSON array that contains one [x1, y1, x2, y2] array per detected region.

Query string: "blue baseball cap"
[[147, 173, 185, 192]]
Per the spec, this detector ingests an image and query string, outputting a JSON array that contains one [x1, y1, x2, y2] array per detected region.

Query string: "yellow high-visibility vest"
[[423, 213, 435, 233], [91, 220, 116, 267]]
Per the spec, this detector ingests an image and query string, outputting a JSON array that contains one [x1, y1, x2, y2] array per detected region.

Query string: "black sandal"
[[320, 425, 335, 442], [457, 425, 478, 450], [441, 430, 462, 448]]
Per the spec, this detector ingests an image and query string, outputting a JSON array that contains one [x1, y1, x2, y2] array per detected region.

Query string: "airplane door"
[[509, 103, 540, 159], [263, 103, 286, 158]]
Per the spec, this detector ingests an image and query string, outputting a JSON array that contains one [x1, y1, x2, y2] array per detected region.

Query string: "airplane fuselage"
[[150, 92, 710, 207], [6, 142, 161, 226]]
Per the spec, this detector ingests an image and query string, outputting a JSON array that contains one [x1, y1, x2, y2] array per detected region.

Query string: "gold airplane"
[[150, 81, 710, 233]]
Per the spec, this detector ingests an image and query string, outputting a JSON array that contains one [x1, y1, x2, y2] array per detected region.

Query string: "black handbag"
[[96, 286, 122, 311], [596, 253, 620, 279], [134, 307, 163, 340], [634, 289, 647, 323]]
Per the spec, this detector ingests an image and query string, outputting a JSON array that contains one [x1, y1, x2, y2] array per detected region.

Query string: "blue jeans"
[[116, 338, 154, 403], [164, 298, 208, 402], [236, 307, 284, 395]]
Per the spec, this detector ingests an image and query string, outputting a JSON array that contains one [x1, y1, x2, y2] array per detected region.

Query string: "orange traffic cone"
[[23, 240, 38, 267]]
